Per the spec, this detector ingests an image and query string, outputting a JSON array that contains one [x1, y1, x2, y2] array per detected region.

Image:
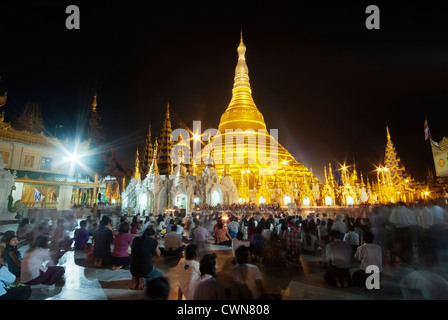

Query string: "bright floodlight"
[[69, 152, 80, 163], [65, 151, 80, 164]]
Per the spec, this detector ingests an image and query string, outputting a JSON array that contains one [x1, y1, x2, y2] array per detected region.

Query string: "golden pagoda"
[[194, 32, 320, 205], [384, 125, 407, 181], [372, 125, 416, 204]]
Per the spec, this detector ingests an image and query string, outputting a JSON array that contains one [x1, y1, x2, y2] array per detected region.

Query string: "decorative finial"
[[237, 31, 246, 61]]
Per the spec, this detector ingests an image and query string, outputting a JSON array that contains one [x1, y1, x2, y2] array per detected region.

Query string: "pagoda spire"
[[158, 101, 173, 176], [324, 165, 328, 184], [88, 91, 104, 149], [384, 125, 406, 180], [141, 122, 153, 177], [360, 172, 365, 187], [134, 148, 140, 180], [91, 91, 98, 113], [149, 139, 159, 174], [352, 158, 358, 184], [218, 31, 266, 132]]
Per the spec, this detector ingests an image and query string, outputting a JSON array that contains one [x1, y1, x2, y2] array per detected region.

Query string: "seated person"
[[146, 276, 170, 300], [323, 230, 352, 288], [214, 221, 232, 246], [17, 218, 33, 242], [232, 245, 266, 300], [3, 234, 22, 278], [250, 227, 266, 261], [162, 225, 185, 256], [190, 253, 228, 300], [74, 220, 90, 250], [302, 230, 318, 254], [343, 225, 360, 254], [352, 231, 383, 286]]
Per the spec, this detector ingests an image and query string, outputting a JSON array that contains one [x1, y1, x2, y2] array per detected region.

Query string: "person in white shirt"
[[177, 244, 201, 300], [164, 213, 173, 227], [352, 230, 383, 286], [343, 225, 360, 253], [323, 230, 352, 288], [226, 217, 240, 238], [21, 235, 65, 290], [232, 231, 250, 262], [162, 225, 184, 256], [389, 203, 417, 265], [232, 245, 267, 300], [331, 214, 347, 237], [175, 223, 184, 235], [317, 219, 328, 246], [193, 221, 209, 243], [260, 221, 272, 241]]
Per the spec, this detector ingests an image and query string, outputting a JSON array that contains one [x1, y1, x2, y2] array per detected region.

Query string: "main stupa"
[[194, 32, 321, 205]]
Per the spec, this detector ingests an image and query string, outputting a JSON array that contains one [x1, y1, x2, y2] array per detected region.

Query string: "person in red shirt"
[[130, 216, 141, 235]]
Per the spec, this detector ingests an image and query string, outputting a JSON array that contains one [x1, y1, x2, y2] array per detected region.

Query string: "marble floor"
[[2, 221, 448, 301]]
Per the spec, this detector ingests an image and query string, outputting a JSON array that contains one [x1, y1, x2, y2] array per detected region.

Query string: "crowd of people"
[[1, 200, 448, 300]]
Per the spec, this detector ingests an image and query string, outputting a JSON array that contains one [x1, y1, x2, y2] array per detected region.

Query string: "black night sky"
[[1, 0, 447, 182]]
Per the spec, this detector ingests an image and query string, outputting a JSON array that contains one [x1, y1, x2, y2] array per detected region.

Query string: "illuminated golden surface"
[[196, 33, 319, 204], [134, 149, 140, 180], [148, 139, 159, 174], [218, 32, 266, 133]]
